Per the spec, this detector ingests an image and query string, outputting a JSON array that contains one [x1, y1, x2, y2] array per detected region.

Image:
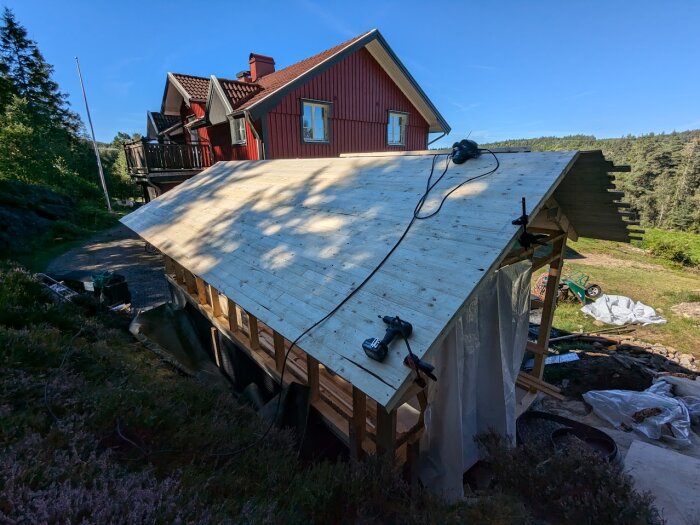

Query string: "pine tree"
[[0, 7, 79, 132]]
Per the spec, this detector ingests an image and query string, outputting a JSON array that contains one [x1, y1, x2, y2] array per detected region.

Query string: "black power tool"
[[362, 315, 412, 362], [362, 316, 438, 387], [451, 139, 480, 164]]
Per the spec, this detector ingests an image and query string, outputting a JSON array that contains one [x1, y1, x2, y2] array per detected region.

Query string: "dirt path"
[[569, 251, 664, 271], [46, 224, 169, 311]]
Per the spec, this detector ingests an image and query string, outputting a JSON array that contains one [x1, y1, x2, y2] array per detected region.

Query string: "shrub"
[[0, 262, 538, 524], [476, 431, 663, 525], [648, 239, 695, 266]]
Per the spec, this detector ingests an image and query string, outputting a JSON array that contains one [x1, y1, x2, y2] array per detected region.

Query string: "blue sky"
[[4, 0, 699, 146]]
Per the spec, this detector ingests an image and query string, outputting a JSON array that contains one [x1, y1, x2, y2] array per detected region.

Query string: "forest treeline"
[[485, 131, 700, 232], [0, 8, 137, 204]]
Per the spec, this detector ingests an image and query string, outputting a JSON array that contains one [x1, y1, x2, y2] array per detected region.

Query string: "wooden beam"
[[273, 330, 285, 373], [517, 371, 564, 400], [526, 341, 548, 355], [209, 285, 222, 317], [226, 298, 239, 333], [210, 327, 221, 368], [532, 235, 567, 378], [184, 270, 197, 295], [195, 277, 207, 305], [164, 255, 175, 275], [351, 386, 367, 459], [248, 313, 261, 351], [307, 355, 320, 403], [532, 250, 562, 272], [376, 406, 397, 457]]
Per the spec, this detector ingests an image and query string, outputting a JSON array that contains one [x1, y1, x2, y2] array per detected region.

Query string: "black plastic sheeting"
[[129, 302, 309, 436]]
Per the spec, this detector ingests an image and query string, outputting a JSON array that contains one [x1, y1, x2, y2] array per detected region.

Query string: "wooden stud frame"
[[499, 212, 568, 403], [161, 254, 425, 466]]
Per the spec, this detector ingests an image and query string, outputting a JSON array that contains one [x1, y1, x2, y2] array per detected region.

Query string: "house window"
[[302, 100, 329, 142], [387, 111, 408, 146], [231, 117, 247, 145]]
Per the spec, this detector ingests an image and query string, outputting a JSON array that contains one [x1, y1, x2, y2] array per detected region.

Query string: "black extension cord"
[[214, 148, 500, 457]]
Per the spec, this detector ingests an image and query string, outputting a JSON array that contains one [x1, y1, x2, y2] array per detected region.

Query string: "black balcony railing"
[[124, 141, 214, 176]]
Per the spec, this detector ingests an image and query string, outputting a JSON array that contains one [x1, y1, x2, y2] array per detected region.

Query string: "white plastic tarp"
[[581, 294, 666, 326], [419, 260, 532, 501]]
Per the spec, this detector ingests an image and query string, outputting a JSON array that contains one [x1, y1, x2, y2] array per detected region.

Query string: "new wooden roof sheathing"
[[121, 151, 632, 410]]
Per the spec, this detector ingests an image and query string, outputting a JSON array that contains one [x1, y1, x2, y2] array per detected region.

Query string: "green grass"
[[541, 230, 700, 355], [638, 228, 700, 263]]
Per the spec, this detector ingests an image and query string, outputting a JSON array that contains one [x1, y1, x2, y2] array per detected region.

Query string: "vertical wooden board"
[[273, 331, 285, 373], [210, 327, 221, 367], [209, 285, 222, 317], [376, 406, 396, 457], [307, 355, 320, 402], [226, 298, 239, 332], [352, 386, 367, 445], [164, 255, 175, 275], [533, 236, 567, 378], [195, 276, 207, 305], [248, 313, 261, 350], [184, 270, 197, 294]]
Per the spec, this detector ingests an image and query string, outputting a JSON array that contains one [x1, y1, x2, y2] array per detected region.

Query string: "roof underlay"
[[121, 151, 634, 410]]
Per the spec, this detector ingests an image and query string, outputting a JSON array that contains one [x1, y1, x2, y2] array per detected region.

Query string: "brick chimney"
[[249, 53, 275, 81], [236, 70, 252, 83]]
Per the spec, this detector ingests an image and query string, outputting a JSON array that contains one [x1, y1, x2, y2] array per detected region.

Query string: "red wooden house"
[[125, 29, 450, 200]]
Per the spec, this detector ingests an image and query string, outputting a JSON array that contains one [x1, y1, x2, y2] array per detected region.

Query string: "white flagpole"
[[75, 56, 112, 212]]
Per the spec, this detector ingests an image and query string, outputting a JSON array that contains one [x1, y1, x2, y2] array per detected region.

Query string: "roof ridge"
[[217, 76, 262, 88], [170, 72, 210, 80], [257, 29, 374, 85]]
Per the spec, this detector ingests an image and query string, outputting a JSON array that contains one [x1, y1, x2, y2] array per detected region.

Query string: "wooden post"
[[195, 277, 207, 305], [351, 386, 367, 459], [210, 327, 221, 367], [273, 331, 285, 373], [226, 298, 239, 332], [184, 270, 197, 295], [247, 314, 261, 351], [306, 355, 320, 403], [532, 235, 567, 378], [209, 286, 222, 317], [406, 438, 420, 496], [164, 255, 175, 275], [376, 406, 397, 458]]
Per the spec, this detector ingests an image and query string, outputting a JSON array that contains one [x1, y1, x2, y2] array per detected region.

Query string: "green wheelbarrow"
[[559, 270, 602, 304]]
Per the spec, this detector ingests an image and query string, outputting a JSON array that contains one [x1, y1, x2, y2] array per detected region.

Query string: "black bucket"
[[517, 410, 620, 467]]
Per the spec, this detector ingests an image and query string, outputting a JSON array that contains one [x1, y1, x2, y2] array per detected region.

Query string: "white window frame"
[[387, 111, 408, 146], [301, 100, 330, 143], [230, 116, 247, 145]]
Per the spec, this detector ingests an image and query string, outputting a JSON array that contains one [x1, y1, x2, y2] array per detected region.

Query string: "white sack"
[[581, 294, 666, 326], [419, 261, 531, 501], [583, 389, 691, 447]]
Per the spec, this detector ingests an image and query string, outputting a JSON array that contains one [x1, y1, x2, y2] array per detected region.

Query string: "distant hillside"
[[484, 130, 700, 232]]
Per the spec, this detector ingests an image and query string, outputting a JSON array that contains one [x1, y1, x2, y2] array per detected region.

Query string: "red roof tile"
[[238, 31, 370, 110], [171, 73, 210, 102], [217, 78, 262, 109], [150, 112, 181, 133]]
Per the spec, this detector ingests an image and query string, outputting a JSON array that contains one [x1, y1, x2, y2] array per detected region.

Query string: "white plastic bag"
[[583, 389, 691, 447]]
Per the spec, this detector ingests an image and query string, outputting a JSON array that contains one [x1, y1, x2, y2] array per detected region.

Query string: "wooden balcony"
[[124, 141, 214, 179]]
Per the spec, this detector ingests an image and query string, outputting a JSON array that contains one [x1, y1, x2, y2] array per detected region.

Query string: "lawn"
[[541, 230, 700, 356]]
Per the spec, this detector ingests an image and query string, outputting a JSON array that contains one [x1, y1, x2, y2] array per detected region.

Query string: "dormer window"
[[302, 100, 330, 142], [231, 117, 247, 144], [387, 111, 407, 146]]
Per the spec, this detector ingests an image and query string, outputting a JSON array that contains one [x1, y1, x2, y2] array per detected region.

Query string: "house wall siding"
[[266, 47, 429, 159], [181, 101, 259, 161]]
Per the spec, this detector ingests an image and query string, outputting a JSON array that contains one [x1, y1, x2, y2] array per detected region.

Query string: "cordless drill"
[[362, 316, 412, 362]]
